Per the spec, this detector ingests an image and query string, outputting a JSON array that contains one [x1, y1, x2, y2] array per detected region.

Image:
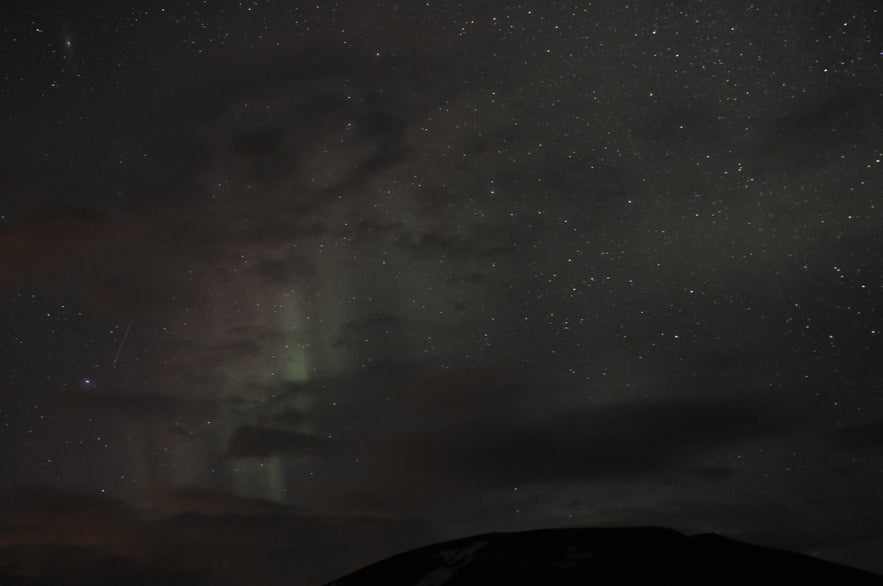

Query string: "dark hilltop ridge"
[[323, 527, 883, 586]]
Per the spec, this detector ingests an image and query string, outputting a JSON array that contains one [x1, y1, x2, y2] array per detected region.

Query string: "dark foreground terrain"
[[324, 527, 883, 586]]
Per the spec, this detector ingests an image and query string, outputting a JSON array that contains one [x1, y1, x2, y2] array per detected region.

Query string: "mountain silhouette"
[[323, 527, 883, 585]]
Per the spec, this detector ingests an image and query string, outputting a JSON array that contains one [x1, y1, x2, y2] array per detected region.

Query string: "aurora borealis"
[[1, 1, 882, 584]]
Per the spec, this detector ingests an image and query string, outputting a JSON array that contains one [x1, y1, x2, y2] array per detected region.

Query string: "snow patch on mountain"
[[415, 539, 488, 586]]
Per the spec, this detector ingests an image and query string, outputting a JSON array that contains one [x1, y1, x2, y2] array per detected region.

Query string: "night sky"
[[1, 1, 882, 584]]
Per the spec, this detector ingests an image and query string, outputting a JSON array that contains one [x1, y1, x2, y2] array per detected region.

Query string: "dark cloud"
[[249, 255, 315, 284], [225, 425, 331, 459], [827, 419, 883, 451], [0, 488, 434, 586], [141, 486, 288, 516], [0, 207, 202, 314], [54, 390, 201, 420], [692, 465, 739, 482], [766, 87, 877, 147], [380, 392, 804, 488], [229, 125, 286, 156], [342, 312, 401, 332], [0, 47, 465, 321], [0, 208, 113, 283]]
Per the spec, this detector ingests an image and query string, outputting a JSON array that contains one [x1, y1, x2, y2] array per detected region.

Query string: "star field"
[[1, 1, 882, 584]]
